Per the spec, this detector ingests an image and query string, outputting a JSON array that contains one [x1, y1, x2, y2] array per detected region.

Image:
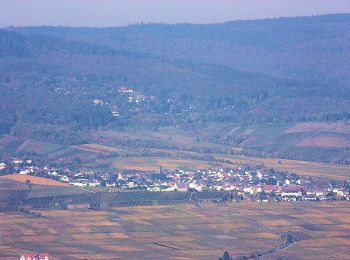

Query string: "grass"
[[1, 201, 350, 259]]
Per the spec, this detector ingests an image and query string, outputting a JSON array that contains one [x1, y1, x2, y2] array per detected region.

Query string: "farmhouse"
[[20, 253, 50, 260]]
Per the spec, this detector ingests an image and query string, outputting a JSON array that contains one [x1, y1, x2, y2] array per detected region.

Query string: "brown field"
[[77, 143, 121, 153], [298, 134, 350, 148], [1, 201, 350, 259], [285, 122, 350, 134], [0, 175, 69, 187], [111, 156, 233, 171]]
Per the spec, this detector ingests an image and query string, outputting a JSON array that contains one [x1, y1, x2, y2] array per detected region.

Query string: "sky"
[[0, 0, 349, 27]]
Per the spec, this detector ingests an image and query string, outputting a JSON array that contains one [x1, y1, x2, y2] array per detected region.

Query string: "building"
[[0, 163, 6, 170], [20, 253, 50, 260], [280, 186, 304, 201], [175, 182, 188, 192]]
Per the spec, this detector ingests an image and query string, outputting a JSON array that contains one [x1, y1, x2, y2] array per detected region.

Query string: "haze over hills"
[[16, 14, 350, 82], [1, 14, 350, 164]]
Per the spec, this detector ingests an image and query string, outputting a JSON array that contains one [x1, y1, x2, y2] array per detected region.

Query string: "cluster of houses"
[[88, 85, 202, 120], [119, 86, 151, 104], [2, 158, 350, 203], [20, 253, 50, 260], [92, 86, 157, 118]]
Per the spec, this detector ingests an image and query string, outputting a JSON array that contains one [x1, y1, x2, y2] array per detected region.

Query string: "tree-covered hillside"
[[1, 14, 350, 150]]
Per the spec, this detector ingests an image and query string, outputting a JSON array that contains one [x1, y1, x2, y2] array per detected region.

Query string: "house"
[[93, 99, 104, 105], [175, 182, 188, 192], [111, 111, 120, 117], [12, 159, 23, 165], [303, 194, 317, 201], [48, 171, 58, 177], [147, 186, 161, 192], [20, 253, 50, 260], [118, 86, 134, 93], [60, 175, 70, 182], [18, 170, 29, 175], [192, 181, 206, 192], [280, 186, 304, 201], [0, 163, 6, 170], [127, 181, 136, 188]]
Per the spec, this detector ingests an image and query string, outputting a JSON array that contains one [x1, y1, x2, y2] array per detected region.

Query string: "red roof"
[[281, 186, 304, 193], [20, 253, 50, 260], [262, 185, 280, 192]]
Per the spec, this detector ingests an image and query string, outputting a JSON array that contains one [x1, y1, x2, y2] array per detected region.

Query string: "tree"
[[219, 251, 232, 260]]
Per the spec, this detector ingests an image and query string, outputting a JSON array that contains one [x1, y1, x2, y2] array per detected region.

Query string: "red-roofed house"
[[20, 253, 50, 260]]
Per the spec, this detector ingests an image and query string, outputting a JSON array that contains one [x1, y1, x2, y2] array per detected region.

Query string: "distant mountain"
[[1, 14, 350, 157], [16, 14, 350, 83]]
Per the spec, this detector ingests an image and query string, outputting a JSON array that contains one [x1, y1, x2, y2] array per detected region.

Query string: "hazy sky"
[[0, 0, 350, 27]]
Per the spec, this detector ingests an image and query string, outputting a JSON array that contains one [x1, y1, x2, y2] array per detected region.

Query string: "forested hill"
[[16, 14, 350, 83], [1, 14, 350, 145]]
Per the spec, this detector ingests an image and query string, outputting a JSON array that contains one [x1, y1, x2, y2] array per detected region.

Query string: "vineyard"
[[0, 202, 350, 259]]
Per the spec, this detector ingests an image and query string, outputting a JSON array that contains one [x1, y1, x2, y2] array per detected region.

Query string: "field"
[[0, 201, 350, 259], [111, 156, 233, 171], [77, 143, 121, 153], [0, 175, 69, 187], [85, 127, 227, 151], [106, 152, 350, 180], [2, 123, 350, 181], [215, 155, 350, 181]]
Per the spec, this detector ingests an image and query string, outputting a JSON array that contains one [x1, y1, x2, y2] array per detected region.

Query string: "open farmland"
[[0, 175, 69, 187], [111, 156, 233, 172], [0, 202, 350, 259], [215, 155, 350, 181], [77, 143, 121, 153], [85, 127, 226, 151]]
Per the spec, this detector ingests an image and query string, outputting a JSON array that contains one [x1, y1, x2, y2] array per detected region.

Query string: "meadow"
[[1, 201, 350, 259]]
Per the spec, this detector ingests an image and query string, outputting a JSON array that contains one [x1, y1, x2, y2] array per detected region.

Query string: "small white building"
[[0, 163, 6, 170], [19, 169, 30, 175], [60, 176, 70, 182]]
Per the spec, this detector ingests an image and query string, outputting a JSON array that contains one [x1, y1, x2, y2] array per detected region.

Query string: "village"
[[1, 157, 350, 203]]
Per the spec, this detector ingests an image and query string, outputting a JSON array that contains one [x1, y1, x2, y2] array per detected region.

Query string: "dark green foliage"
[[219, 251, 232, 260]]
